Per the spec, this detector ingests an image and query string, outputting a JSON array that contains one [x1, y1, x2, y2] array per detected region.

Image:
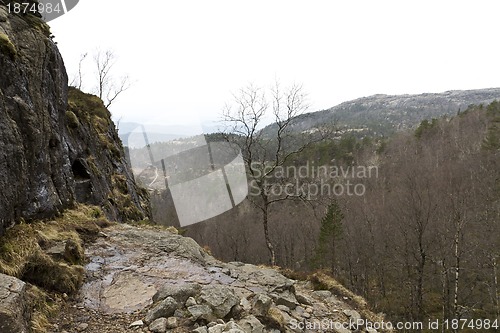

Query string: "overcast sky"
[[50, 0, 500, 135]]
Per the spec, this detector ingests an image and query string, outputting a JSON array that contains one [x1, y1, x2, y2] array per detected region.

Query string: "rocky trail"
[[46, 224, 383, 333]]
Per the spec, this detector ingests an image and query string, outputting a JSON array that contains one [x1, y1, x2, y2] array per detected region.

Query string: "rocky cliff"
[[0, 3, 149, 235]]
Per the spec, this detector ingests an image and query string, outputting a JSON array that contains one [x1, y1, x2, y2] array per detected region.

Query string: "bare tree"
[[222, 82, 331, 266], [93, 50, 130, 109], [69, 50, 130, 109], [70, 52, 87, 90]]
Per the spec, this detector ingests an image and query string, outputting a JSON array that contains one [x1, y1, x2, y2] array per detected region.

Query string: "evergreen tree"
[[312, 200, 344, 272]]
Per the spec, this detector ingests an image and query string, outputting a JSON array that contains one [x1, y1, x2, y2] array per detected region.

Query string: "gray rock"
[[166, 316, 178, 329], [312, 290, 332, 299], [240, 297, 252, 311], [0, 274, 29, 333], [250, 293, 272, 316], [145, 297, 178, 324], [295, 292, 313, 305], [343, 309, 361, 321], [224, 321, 244, 330], [275, 290, 298, 309], [156, 235, 214, 264], [153, 283, 201, 303], [188, 304, 214, 321], [276, 305, 291, 313], [193, 327, 208, 333], [185, 296, 197, 307], [208, 323, 225, 333], [238, 267, 294, 292], [149, 317, 167, 333], [199, 285, 239, 318], [174, 309, 186, 318], [238, 315, 264, 333]]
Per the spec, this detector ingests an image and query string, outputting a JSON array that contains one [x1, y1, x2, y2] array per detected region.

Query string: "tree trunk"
[[262, 204, 276, 266], [441, 260, 450, 333], [452, 229, 461, 333]]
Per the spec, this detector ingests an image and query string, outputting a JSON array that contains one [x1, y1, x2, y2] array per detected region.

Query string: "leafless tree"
[[70, 52, 87, 90], [93, 50, 130, 109], [69, 49, 130, 109], [221, 82, 332, 266]]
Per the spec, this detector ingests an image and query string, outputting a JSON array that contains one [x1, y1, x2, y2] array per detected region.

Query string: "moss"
[[22, 250, 84, 294], [68, 87, 110, 120], [0, 205, 114, 332], [0, 31, 17, 58], [86, 156, 102, 178], [0, 204, 111, 278], [65, 110, 79, 128]]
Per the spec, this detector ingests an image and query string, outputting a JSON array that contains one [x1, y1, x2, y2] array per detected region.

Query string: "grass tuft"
[[0, 31, 16, 58]]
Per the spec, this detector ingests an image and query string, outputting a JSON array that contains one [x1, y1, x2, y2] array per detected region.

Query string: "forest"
[[146, 100, 500, 332]]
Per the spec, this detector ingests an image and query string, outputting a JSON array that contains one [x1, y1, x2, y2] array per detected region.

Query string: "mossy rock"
[[68, 87, 111, 121], [65, 110, 80, 128], [0, 31, 16, 58], [22, 250, 84, 294]]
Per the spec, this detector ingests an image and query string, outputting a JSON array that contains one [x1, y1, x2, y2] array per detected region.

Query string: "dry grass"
[[0, 204, 115, 332], [309, 271, 368, 308], [0, 204, 109, 278], [27, 286, 61, 333], [278, 268, 393, 333], [309, 271, 393, 332]]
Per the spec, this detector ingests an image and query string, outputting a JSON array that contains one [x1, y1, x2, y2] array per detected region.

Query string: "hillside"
[[263, 88, 500, 137], [0, 4, 149, 234], [0, 3, 384, 333]]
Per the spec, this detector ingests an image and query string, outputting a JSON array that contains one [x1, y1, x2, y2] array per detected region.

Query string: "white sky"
[[50, 0, 500, 135]]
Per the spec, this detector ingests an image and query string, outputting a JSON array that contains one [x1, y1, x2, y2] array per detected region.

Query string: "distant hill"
[[264, 88, 500, 137]]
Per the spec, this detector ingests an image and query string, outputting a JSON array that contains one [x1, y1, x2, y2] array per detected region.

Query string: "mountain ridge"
[[273, 87, 500, 137]]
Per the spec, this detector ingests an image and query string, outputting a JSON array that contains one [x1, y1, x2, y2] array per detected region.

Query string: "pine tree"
[[312, 200, 344, 272]]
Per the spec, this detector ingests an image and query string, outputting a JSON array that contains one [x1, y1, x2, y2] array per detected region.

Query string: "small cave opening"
[[72, 159, 91, 180], [72, 159, 92, 203]]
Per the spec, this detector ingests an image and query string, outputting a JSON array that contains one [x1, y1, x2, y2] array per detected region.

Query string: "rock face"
[[0, 3, 149, 234], [0, 273, 29, 333], [51, 224, 389, 333]]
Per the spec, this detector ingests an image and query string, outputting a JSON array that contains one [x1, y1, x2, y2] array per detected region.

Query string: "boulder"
[[250, 293, 272, 316], [153, 282, 201, 303], [199, 285, 239, 318], [274, 290, 298, 309], [149, 317, 167, 333], [0, 274, 30, 333], [312, 290, 332, 299], [188, 304, 214, 321], [145, 296, 178, 324], [238, 315, 265, 333]]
